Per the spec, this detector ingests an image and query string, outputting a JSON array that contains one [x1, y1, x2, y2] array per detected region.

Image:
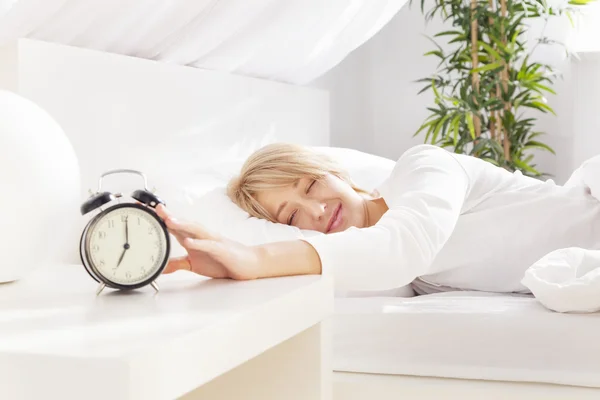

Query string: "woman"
[[156, 143, 600, 294]]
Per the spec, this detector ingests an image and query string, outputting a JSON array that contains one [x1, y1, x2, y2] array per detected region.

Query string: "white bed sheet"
[[333, 292, 600, 388]]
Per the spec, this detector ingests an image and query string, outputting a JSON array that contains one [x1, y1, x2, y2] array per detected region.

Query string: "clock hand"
[[117, 216, 131, 268], [116, 247, 126, 268]]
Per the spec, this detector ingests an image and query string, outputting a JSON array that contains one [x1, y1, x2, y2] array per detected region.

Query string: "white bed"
[[2, 39, 599, 399], [332, 292, 600, 398]]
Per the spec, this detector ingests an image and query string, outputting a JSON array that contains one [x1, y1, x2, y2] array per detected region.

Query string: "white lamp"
[[0, 90, 80, 283]]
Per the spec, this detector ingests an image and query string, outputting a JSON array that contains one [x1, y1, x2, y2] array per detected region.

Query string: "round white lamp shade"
[[0, 90, 80, 283]]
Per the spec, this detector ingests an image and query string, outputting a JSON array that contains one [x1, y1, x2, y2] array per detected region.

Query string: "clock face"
[[86, 205, 168, 286]]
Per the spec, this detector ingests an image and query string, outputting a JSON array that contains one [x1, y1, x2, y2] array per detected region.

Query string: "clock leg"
[[151, 281, 160, 293], [96, 283, 106, 296]]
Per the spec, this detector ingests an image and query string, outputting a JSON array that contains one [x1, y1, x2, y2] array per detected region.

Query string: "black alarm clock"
[[79, 169, 170, 295]]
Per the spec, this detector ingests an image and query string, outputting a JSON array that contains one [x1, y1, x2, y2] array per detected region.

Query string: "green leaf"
[[442, 96, 464, 105], [451, 114, 461, 146], [424, 50, 445, 59], [530, 82, 557, 95], [423, 35, 445, 53], [530, 101, 557, 115], [414, 77, 438, 83], [466, 112, 475, 139], [449, 36, 468, 45], [413, 119, 438, 137], [481, 157, 500, 166], [432, 79, 441, 99], [418, 84, 432, 95], [489, 139, 505, 157], [424, 113, 440, 122], [513, 157, 541, 175], [434, 30, 464, 37], [471, 139, 488, 156], [489, 36, 509, 54], [524, 140, 556, 154], [432, 114, 451, 144], [566, 10, 575, 27], [478, 41, 502, 61], [569, 0, 594, 4], [471, 62, 504, 74], [510, 28, 521, 52], [427, 107, 445, 115], [527, 131, 545, 140]]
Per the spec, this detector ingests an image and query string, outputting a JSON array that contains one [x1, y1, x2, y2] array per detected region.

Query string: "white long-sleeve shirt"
[[303, 145, 600, 293]]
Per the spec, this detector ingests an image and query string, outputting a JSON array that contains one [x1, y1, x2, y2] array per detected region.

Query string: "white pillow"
[[312, 146, 396, 193], [164, 146, 395, 252]]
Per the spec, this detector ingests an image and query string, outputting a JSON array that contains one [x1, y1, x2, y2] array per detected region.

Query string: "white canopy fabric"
[[0, 0, 407, 84]]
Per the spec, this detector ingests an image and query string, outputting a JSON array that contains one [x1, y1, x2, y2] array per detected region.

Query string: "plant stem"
[[488, 0, 497, 141], [471, 0, 481, 138], [501, 0, 510, 161]]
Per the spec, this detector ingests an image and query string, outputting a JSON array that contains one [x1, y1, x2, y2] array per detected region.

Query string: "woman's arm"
[[157, 205, 322, 279], [254, 240, 322, 277]]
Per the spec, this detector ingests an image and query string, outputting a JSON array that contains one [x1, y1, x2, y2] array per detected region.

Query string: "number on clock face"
[[87, 206, 167, 286]]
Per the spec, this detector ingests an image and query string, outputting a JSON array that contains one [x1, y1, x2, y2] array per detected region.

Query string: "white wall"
[[311, 4, 597, 184], [310, 41, 370, 152], [311, 5, 442, 161], [572, 53, 600, 169], [570, 2, 600, 53]]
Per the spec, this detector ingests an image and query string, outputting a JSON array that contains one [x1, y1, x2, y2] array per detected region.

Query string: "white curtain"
[[0, 0, 407, 84]]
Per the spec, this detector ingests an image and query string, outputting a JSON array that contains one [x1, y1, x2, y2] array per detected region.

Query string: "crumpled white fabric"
[[0, 0, 406, 84], [522, 155, 600, 313], [522, 248, 600, 313]]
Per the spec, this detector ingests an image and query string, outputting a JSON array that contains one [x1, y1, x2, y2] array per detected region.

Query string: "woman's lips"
[[327, 204, 342, 233]]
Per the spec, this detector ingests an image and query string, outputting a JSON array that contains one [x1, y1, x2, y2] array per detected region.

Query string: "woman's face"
[[256, 174, 368, 234]]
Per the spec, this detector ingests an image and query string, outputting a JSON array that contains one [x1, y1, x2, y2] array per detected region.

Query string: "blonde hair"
[[227, 143, 367, 222]]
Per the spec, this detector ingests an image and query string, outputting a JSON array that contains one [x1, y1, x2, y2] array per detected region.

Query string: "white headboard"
[[0, 39, 330, 199]]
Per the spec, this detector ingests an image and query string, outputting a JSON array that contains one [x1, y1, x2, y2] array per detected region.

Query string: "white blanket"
[[522, 155, 600, 313]]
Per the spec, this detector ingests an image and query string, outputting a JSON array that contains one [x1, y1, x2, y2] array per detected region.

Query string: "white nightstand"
[[0, 265, 333, 400]]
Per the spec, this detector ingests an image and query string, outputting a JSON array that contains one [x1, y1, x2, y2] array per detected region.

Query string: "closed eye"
[[287, 180, 316, 225], [287, 210, 297, 226]]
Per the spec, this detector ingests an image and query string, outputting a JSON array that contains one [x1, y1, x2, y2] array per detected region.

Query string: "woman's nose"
[[306, 200, 326, 220]]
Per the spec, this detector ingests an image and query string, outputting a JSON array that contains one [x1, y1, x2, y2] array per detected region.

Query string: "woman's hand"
[[155, 204, 262, 280]]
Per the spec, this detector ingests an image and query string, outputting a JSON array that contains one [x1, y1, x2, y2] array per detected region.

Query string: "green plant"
[[413, 0, 594, 176]]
